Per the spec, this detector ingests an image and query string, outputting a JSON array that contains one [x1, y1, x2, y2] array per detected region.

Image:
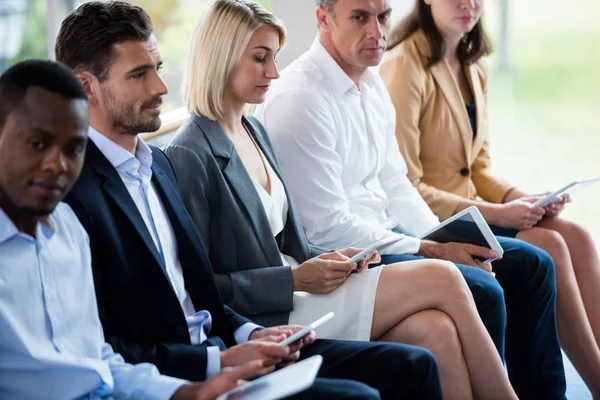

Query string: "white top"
[[255, 39, 440, 255], [88, 128, 259, 377], [249, 142, 299, 267]]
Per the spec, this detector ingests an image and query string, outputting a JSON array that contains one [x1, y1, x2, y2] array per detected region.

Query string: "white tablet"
[[533, 177, 600, 207], [279, 312, 335, 346], [216, 355, 323, 400], [419, 206, 503, 264], [347, 235, 405, 264]]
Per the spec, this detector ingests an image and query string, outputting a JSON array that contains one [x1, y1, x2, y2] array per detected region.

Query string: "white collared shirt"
[[88, 128, 259, 377], [255, 39, 440, 255]]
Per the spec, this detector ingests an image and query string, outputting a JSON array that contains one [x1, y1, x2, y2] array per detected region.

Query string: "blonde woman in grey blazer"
[[164, 1, 520, 398]]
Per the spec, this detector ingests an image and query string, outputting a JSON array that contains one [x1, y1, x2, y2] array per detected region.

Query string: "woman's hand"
[[338, 247, 381, 272], [494, 199, 545, 230], [291, 252, 355, 294]]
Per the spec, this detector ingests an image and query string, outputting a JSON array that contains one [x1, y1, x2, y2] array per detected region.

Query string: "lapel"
[[149, 155, 224, 308], [245, 118, 311, 262], [86, 141, 166, 272], [464, 63, 486, 154], [414, 31, 474, 163], [192, 113, 283, 266]]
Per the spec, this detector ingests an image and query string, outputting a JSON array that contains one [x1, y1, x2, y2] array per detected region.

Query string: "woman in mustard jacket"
[[380, 0, 600, 394]]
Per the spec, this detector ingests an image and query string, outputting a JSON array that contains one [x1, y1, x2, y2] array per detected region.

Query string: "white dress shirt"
[[0, 203, 186, 400], [88, 128, 259, 378], [255, 39, 440, 256]]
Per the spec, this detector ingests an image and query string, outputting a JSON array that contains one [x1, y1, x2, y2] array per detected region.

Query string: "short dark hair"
[[0, 60, 87, 126], [387, 0, 492, 66], [55, 1, 154, 81]]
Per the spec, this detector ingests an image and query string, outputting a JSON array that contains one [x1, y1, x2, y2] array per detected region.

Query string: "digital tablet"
[[418, 206, 503, 264], [279, 312, 335, 346], [216, 355, 323, 400], [533, 177, 600, 207], [347, 235, 405, 264]]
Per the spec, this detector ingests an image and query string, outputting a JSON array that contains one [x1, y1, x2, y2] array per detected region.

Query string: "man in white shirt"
[[54, 2, 444, 399], [256, 0, 567, 398], [0, 59, 268, 400]]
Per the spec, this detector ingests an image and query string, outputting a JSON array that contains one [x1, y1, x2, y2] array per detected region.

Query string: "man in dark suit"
[[58, 2, 442, 399]]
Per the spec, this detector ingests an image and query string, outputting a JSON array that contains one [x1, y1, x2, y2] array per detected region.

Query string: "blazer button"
[[460, 168, 470, 177], [176, 326, 186, 336]]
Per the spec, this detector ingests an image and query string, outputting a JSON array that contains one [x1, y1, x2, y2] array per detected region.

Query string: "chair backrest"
[[140, 107, 190, 148]]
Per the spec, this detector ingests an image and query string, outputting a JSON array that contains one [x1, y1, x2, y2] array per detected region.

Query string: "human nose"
[[265, 58, 280, 79], [460, 0, 475, 10], [367, 17, 384, 40], [42, 147, 67, 175]]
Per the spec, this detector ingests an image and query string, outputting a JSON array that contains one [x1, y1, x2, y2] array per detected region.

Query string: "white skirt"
[[288, 267, 383, 341]]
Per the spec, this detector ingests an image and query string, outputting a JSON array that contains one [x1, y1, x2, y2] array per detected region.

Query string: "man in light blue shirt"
[[0, 60, 268, 400]]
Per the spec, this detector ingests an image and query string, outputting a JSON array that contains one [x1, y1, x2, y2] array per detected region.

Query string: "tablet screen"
[[422, 213, 490, 249]]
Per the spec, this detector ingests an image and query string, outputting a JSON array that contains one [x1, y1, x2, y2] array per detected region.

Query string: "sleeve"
[[380, 54, 467, 221], [163, 144, 295, 316], [470, 63, 516, 204], [259, 90, 417, 255], [64, 191, 213, 382], [103, 343, 188, 400]]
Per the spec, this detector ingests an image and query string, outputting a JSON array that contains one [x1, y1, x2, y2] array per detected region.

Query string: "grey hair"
[[314, 0, 337, 13]]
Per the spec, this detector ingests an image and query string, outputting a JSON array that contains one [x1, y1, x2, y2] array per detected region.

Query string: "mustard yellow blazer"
[[379, 30, 516, 221]]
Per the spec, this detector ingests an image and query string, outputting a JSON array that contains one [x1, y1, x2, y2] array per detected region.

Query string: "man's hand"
[[219, 340, 291, 374], [291, 251, 356, 294], [171, 360, 264, 400], [494, 199, 545, 230], [249, 325, 315, 366], [417, 240, 496, 273], [338, 247, 381, 272]]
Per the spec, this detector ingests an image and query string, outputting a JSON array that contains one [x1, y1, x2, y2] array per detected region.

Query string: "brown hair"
[[55, 1, 154, 81], [387, 0, 492, 66]]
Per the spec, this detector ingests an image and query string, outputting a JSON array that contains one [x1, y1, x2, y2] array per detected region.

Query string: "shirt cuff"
[[206, 346, 222, 378], [235, 322, 263, 344], [143, 374, 188, 400]]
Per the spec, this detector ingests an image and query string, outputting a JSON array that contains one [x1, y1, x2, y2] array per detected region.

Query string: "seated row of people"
[[3, 0, 597, 398], [0, 1, 439, 399], [169, 0, 569, 398]]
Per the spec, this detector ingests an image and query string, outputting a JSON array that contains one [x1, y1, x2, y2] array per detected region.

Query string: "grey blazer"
[[164, 113, 325, 327]]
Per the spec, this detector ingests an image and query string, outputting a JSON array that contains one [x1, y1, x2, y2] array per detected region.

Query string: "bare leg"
[[379, 309, 472, 400], [518, 224, 600, 397], [370, 260, 516, 400]]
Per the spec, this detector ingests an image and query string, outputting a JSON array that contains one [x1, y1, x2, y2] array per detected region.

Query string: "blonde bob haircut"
[[184, 0, 287, 121]]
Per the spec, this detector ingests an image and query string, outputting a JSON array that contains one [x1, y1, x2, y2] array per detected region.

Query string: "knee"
[[408, 346, 442, 396], [519, 242, 557, 294], [426, 260, 472, 298], [420, 311, 461, 350], [535, 229, 570, 262], [466, 267, 505, 308]]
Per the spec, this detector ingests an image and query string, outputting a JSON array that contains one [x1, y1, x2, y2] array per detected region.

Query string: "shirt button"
[[176, 326, 187, 336], [460, 168, 470, 177], [46, 293, 54, 301]]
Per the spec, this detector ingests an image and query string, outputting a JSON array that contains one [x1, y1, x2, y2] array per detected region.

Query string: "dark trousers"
[[380, 236, 566, 399], [290, 339, 442, 400]]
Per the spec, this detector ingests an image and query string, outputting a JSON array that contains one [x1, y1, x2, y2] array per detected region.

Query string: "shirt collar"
[[308, 38, 378, 96], [0, 206, 57, 246], [88, 126, 153, 174]]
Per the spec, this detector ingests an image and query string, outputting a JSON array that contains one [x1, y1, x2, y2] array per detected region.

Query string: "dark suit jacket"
[[164, 115, 326, 327], [64, 140, 251, 381]]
